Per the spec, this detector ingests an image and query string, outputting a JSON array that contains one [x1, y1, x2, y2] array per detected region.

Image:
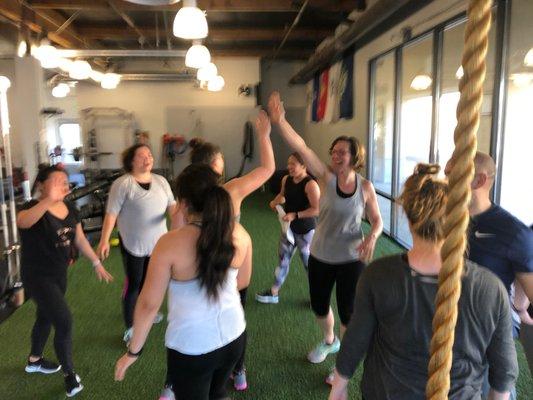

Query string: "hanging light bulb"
[[58, 58, 73, 72], [17, 40, 27, 58], [38, 45, 60, 69], [207, 75, 225, 92], [69, 60, 92, 79], [173, 0, 208, 39], [524, 48, 533, 67], [410, 74, 432, 91], [90, 70, 105, 82], [101, 73, 121, 89], [197, 62, 217, 81], [52, 83, 70, 98], [185, 42, 210, 69], [456, 66, 464, 80]]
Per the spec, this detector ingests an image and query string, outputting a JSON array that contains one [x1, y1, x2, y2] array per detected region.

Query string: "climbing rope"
[[425, 0, 492, 399]]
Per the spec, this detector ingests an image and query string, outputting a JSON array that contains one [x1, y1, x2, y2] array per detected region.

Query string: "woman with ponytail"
[[114, 164, 252, 400], [328, 164, 518, 400]]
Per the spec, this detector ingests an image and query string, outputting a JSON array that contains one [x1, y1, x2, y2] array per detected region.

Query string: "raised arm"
[[268, 91, 330, 182], [17, 198, 54, 229], [114, 235, 172, 381], [224, 110, 275, 212]]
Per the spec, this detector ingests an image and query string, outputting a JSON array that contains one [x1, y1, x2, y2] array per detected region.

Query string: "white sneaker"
[[153, 312, 164, 324], [123, 327, 133, 343], [307, 337, 340, 364]]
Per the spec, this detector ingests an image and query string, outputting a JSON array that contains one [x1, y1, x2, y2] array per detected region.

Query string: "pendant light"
[[173, 0, 208, 39], [197, 62, 217, 81], [69, 60, 92, 80], [185, 41, 210, 69], [410, 74, 432, 91], [207, 75, 225, 92]]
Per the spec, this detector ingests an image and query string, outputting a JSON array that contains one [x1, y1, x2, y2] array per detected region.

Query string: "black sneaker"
[[255, 289, 279, 304], [25, 358, 61, 374], [65, 373, 84, 397]]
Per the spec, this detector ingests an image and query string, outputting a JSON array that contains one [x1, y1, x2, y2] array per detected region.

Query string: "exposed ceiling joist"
[[0, 0, 96, 48], [29, 0, 358, 12], [76, 26, 331, 41]]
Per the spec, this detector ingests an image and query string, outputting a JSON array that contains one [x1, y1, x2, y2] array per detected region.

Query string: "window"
[[369, 9, 500, 247], [55, 122, 82, 164], [500, 0, 533, 226]]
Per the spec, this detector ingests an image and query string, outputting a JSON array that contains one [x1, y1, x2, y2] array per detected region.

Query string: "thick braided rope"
[[425, 1, 491, 399]]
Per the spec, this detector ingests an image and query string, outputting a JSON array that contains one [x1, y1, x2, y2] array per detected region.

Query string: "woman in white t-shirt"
[[97, 144, 176, 342]]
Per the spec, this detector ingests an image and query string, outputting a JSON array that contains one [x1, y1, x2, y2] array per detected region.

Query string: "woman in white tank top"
[[114, 164, 252, 400]]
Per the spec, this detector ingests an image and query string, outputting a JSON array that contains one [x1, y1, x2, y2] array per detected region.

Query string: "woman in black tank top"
[[256, 153, 320, 304]]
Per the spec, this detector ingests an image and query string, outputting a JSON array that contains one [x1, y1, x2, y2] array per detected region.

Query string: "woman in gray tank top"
[[268, 92, 383, 383]]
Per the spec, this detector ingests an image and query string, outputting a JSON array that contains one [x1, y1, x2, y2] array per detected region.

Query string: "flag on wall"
[[324, 61, 341, 123], [316, 69, 329, 121], [339, 53, 354, 119]]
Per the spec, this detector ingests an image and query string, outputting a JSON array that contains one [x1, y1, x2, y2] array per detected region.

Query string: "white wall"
[[54, 58, 261, 176], [302, 0, 467, 171]]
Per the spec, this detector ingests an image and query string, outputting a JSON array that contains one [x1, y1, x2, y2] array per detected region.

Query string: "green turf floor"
[[0, 191, 531, 399]]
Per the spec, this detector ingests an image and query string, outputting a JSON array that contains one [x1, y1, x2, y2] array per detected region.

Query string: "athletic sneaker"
[[255, 289, 279, 304], [307, 337, 340, 364], [123, 327, 133, 343], [233, 369, 248, 391], [65, 373, 83, 397], [25, 358, 61, 374], [159, 384, 175, 400], [153, 312, 164, 324]]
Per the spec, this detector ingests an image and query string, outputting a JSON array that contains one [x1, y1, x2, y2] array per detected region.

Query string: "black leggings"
[[119, 237, 150, 329], [23, 272, 74, 374], [233, 287, 248, 373], [308, 255, 365, 326], [167, 332, 246, 400]]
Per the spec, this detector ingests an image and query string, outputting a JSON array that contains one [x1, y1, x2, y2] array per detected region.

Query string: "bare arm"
[[268, 91, 330, 182], [299, 179, 320, 219], [16, 198, 54, 229], [224, 110, 275, 212], [357, 180, 383, 262], [269, 175, 287, 210], [515, 273, 533, 304], [236, 232, 252, 290], [97, 213, 118, 259], [74, 223, 113, 283], [514, 274, 533, 325], [115, 236, 172, 380]]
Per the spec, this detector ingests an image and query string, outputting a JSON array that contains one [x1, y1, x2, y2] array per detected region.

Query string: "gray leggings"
[[273, 229, 314, 289]]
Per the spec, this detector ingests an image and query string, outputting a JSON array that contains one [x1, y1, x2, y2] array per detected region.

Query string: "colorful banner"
[[339, 53, 354, 119]]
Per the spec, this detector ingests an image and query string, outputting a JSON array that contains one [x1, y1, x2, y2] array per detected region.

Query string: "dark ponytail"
[[31, 163, 67, 196], [175, 164, 235, 300], [189, 137, 221, 166]]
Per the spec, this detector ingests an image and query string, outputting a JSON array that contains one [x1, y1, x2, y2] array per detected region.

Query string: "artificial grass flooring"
[[0, 191, 531, 399]]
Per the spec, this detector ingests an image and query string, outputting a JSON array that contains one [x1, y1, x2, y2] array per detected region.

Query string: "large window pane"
[[371, 53, 395, 195], [376, 195, 392, 234], [58, 123, 82, 164], [500, 0, 533, 225], [398, 34, 434, 187], [437, 16, 496, 171]]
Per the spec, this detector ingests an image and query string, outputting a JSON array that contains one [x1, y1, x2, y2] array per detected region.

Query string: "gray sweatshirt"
[[336, 254, 518, 400]]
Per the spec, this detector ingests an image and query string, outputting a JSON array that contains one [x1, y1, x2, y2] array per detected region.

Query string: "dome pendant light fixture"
[[185, 41, 211, 69], [173, 0, 208, 39], [197, 62, 217, 81], [410, 74, 432, 91]]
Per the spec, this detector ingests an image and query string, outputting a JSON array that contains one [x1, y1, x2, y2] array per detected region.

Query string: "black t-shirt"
[[284, 176, 316, 234], [20, 200, 81, 277]]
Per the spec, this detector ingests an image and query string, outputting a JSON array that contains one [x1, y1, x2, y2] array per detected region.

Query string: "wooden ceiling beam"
[[77, 26, 331, 41], [30, 0, 357, 12]]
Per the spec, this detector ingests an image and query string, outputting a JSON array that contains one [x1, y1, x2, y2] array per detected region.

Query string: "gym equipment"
[[0, 76, 23, 322], [162, 133, 187, 180]]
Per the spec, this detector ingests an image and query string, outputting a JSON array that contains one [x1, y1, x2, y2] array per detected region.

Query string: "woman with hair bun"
[[114, 164, 252, 400], [328, 164, 518, 400], [18, 164, 113, 397], [268, 92, 383, 383]]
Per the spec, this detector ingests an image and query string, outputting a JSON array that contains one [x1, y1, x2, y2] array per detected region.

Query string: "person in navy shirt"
[[446, 152, 533, 396]]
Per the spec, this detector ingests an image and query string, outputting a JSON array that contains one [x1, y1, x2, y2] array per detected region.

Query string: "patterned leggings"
[[273, 229, 315, 289]]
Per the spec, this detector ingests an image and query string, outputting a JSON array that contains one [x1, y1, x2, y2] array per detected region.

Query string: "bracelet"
[[92, 259, 102, 268], [127, 346, 143, 357]]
